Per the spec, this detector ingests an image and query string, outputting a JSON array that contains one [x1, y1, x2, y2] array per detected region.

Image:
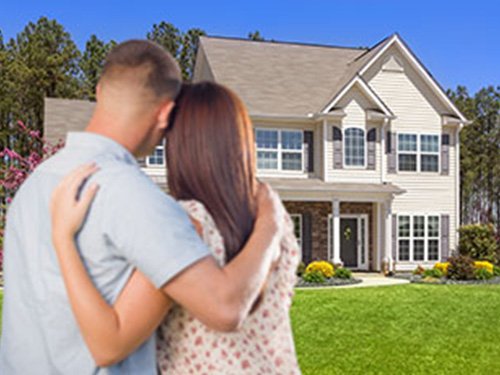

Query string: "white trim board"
[[322, 75, 394, 117]]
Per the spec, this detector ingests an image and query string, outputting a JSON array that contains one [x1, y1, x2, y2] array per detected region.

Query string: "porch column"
[[332, 198, 342, 265], [383, 200, 394, 270]]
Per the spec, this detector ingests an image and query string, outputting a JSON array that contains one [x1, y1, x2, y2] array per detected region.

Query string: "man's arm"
[[162, 183, 283, 331], [106, 170, 284, 333]]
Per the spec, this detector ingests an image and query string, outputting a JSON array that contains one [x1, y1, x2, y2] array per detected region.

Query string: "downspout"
[[455, 124, 461, 253], [322, 118, 328, 181], [381, 118, 389, 183]]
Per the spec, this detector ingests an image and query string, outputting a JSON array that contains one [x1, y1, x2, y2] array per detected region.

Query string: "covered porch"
[[264, 178, 405, 271]]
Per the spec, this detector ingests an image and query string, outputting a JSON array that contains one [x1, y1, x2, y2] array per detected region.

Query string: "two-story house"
[[44, 33, 468, 272]]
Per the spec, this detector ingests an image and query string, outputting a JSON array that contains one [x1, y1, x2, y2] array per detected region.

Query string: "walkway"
[[337, 272, 410, 288]]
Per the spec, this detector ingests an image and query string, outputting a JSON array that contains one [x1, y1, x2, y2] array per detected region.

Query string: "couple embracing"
[[0, 39, 301, 374]]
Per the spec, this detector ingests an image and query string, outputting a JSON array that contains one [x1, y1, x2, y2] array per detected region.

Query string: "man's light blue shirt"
[[0, 132, 210, 374]]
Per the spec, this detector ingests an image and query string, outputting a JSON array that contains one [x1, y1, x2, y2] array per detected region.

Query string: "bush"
[[334, 267, 352, 279], [475, 268, 494, 280], [423, 268, 444, 279], [473, 261, 494, 274], [305, 261, 334, 279], [447, 255, 476, 280], [458, 224, 499, 264], [296, 262, 306, 277], [494, 266, 500, 277], [302, 270, 326, 284], [413, 265, 425, 275], [434, 262, 450, 275]]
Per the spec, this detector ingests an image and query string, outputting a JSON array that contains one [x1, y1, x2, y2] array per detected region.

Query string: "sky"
[[1, 0, 499, 93]]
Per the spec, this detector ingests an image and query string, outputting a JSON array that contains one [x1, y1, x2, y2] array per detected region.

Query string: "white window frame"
[[255, 128, 304, 172], [146, 141, 166, 167], [290, 214, 303, 250], [419, 134, 440, 173], [397, 214, 441, 262], [343, 126, 367, 169], [396, 132, 440, 173]]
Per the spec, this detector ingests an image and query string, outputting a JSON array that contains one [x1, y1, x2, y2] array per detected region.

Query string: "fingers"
[[78, 183, 100, 211], [67, 163, 100, 194]]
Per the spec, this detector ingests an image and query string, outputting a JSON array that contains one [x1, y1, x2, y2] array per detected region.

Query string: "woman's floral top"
[[157, 200, 301, 375]]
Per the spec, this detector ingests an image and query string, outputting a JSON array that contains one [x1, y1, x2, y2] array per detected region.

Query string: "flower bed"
[[395, 256, 500, 285], [295, 260, 361, 288]]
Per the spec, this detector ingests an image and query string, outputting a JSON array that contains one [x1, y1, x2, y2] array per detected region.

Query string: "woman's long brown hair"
[[166, 82, 257, 262]]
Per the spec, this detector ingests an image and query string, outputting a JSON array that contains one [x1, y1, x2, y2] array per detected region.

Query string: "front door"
[[340, 218, 358, 267]]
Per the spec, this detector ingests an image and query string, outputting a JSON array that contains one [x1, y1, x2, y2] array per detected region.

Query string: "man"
[[0, 40, 284, 374]]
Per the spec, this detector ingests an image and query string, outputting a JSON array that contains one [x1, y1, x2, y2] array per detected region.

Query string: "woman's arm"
[[51, 164, 172, 366]]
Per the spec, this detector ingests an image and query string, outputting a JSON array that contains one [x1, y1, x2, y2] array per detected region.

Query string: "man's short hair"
[[101, 39, 182, 100]]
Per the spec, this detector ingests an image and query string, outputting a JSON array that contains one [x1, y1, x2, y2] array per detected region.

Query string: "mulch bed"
[[393, 274, 500, 285], [296, 277, 362, 288]]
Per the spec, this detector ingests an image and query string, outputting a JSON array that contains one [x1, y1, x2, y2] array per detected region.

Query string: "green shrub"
[[423, 268, 444, 279], [494, 266, 500, 277], [458, 224, 499, 263], [447, 255, 476, 280], [296, 261, 306, 277], [334, 267, 352, 279], [475, 268, 494, 280], [302, 270, 325, 284]]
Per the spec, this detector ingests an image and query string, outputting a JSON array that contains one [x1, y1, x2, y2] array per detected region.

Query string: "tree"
[[449, 86, 500, 232], [5, 17, 80, 134], [146, 22, 206, 81], [80, 35, 116, 100], [248, 30, 264, 41], [179, 28, 206, 81], [147, 22, 182, 58]]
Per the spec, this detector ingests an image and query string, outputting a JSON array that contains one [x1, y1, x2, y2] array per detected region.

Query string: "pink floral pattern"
[[157, 200, 301, 374]]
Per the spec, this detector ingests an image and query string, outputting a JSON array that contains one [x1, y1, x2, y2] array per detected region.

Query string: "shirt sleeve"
[[101, 168, 211, 288]]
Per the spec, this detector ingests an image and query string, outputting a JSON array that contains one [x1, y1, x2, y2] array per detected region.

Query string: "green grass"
[[1, 286, 499, 373], [291, 284, 500, 374]]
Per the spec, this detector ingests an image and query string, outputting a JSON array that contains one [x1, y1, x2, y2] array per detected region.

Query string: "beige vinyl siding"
[[325, 87, 382, 183], [366, 47, 458, 254]]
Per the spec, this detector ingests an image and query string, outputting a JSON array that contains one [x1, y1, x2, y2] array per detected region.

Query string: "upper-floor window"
[[256, 129, 303, 171], [398, 214, 440, 262], [398, 133, 439, 172], [420, 135, 439, 172], [146, 141, 165, 167], [344, 127, 365, 167]]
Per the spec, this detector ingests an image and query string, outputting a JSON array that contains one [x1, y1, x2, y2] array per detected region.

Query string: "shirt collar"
[[65, 132, 139, 167]]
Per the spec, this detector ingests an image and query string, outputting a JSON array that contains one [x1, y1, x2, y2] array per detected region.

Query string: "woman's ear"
[[156, 100, 175, 131]]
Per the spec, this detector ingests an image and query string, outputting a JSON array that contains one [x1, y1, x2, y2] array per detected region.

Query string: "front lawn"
[[1, 285, 499, 373], [291, 284, 500, 374]]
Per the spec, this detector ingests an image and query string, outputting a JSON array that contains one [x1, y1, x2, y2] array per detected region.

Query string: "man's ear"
[[156, 100, 175, 131]]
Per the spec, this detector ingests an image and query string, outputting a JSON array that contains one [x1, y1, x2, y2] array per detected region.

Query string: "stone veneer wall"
[[284, 201, 376, 270], [284, 201, 331, 262]]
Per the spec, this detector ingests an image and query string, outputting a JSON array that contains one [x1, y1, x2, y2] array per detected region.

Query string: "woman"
[[51, 82, 301, 374]]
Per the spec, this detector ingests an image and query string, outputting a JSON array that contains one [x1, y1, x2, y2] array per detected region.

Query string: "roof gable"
[[357, 34, 467, 122], [322, 75, 394, 117], [197, 34, 467, 122]]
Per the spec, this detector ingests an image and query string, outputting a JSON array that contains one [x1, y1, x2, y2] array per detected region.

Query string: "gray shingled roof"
[[44, 98, 95, 144], [196, 36, 393, 116], [262, 177, 405, 194]]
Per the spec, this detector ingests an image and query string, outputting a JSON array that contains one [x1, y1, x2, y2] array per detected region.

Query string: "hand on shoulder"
[[50, 163, 100, 245]]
